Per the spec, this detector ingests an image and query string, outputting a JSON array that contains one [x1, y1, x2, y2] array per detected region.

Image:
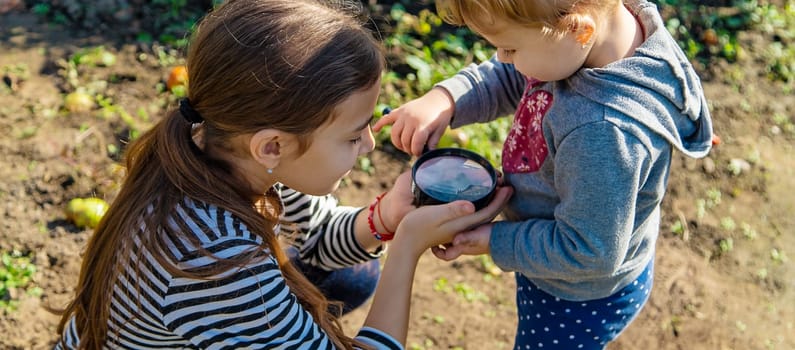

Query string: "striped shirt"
[[55, 185, 400, 350]]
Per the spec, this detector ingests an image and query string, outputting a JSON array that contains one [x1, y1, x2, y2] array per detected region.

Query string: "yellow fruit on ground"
[[65, 197, 109, 229], [167, 65, 189, 92], [63, 92, 95, 113]]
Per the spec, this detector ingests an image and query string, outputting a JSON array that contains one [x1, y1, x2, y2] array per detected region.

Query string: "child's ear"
[[573, 15, 596, 48], [250, 129, 283, 169]]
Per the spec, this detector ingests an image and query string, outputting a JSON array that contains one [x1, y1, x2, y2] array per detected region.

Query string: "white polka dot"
[[553, 340, 559, 344], [522, 300, 527, 305], [592, 311, 597, 315], [645, 290, 650, 295], [538, 343, 544, 348], [635, 304, 641, 308], [621, 292, 626, 296], [550, 311, 556, 316], [576, 319, 582, 324], [602, 319, 606, 324], [530, 300, 534, 305], [581, 303, 587, 307], [542, 299, 547, 304], [615, 309, 621, 314], [594, 336, 599, 340], [622, 315, 627, 320], [560, 323, 565, 328], [555, 297, 561, 302], [640, 285, 645, 290], [525, 345, 530, 349], [586, 328, 591, 333], [565, 308, 571, 313], [606, 302, 612, 306], [544, 327, 550, 332], [536, 313, 541, 318], [521, 331, 526, 335], [531, 329, 536, 334], [578, 345, 584, 348], [633, 281, 638, 285], [629, 298, 635, 303], [600, 341, 606, 345], [570, 335, 575, 339]]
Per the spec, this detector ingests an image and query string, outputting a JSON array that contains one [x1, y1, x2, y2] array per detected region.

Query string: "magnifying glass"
[[378, 107, 497, 210], [411, 148, 497, 210]]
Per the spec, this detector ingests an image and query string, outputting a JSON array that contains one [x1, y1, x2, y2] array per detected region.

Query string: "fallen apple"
[[65, 197, 109, 229]]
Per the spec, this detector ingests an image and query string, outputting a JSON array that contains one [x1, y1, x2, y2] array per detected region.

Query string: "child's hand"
[[431, 223, 492, 261], [391, 186, 512, 258], [373, 87, 456, 156]]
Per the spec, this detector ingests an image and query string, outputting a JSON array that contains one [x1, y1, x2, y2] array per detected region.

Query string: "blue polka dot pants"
[[513, 260, 653, 350]]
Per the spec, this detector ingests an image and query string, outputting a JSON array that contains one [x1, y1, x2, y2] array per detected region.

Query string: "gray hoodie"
[[436, 0, 712, 300]]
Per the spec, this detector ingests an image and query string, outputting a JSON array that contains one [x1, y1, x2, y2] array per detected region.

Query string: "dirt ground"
[[1, 7, 793, 350]]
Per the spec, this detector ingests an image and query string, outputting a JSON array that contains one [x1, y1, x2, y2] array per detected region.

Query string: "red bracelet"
[[375, 192, 396, 235], [367, 192, 394, 241]]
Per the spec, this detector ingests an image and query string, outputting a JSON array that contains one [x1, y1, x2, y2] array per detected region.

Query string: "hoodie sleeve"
[[490, 121, 652, 280], [435, 55, 526, 128]]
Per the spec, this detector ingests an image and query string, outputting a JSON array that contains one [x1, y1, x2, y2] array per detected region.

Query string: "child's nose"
[[361, 126, 376, 154]]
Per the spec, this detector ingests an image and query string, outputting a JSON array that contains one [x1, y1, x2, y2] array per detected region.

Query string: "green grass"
[[0, 251, 40, 311]]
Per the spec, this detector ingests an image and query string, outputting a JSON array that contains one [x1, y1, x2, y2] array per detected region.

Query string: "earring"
[[267, 168, 273, 174]]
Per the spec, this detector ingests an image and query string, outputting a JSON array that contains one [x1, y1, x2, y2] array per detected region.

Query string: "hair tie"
[[179, 98, 204, 124]]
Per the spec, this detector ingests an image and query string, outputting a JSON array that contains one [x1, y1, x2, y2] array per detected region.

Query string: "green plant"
[[453, 282, 489, 302], [655, 0, 757, 61], [719, 237, 734, 253], [69, 46, 117, 68], [770, 248, 789, 263], [0, 251, 39, 311], [670, 219, 685, 235], [753, 1, 795, 84]]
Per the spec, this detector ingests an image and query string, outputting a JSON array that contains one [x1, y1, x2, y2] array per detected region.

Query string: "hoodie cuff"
[[489, 221, 519, 272]]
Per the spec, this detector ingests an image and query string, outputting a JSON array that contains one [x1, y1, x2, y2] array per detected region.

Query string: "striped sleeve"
[[277, 185, 383, 270], [355, 327, 404, 350]]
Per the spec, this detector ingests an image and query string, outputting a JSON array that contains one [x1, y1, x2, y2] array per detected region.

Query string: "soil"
[[1, 6, 794, 350]]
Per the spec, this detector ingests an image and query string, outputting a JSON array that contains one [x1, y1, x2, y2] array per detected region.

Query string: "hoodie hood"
[[570, 0, 713, 158]]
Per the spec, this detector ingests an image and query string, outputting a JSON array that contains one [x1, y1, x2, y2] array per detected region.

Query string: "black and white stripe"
[[277, 186, 383, 270], [55, 190, 399, 349]]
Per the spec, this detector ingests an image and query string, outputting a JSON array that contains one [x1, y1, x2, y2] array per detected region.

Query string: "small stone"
[[702, 157, 716, 174]]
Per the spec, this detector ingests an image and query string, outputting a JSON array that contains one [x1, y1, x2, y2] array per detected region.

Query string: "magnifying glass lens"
[[415, 156, 493, 202], [411, 148, 497, 210]]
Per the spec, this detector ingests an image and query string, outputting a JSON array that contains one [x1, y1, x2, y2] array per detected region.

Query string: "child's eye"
[[350, 136, 363, 144]]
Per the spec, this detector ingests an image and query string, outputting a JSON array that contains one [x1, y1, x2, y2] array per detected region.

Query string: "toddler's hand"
[[431, 223, 492, 261], [373, 87, 455, 156], [391, 185, 512, 258]]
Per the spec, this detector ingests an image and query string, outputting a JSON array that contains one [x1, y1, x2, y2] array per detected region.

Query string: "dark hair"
[[57, 0, 384, 349]]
